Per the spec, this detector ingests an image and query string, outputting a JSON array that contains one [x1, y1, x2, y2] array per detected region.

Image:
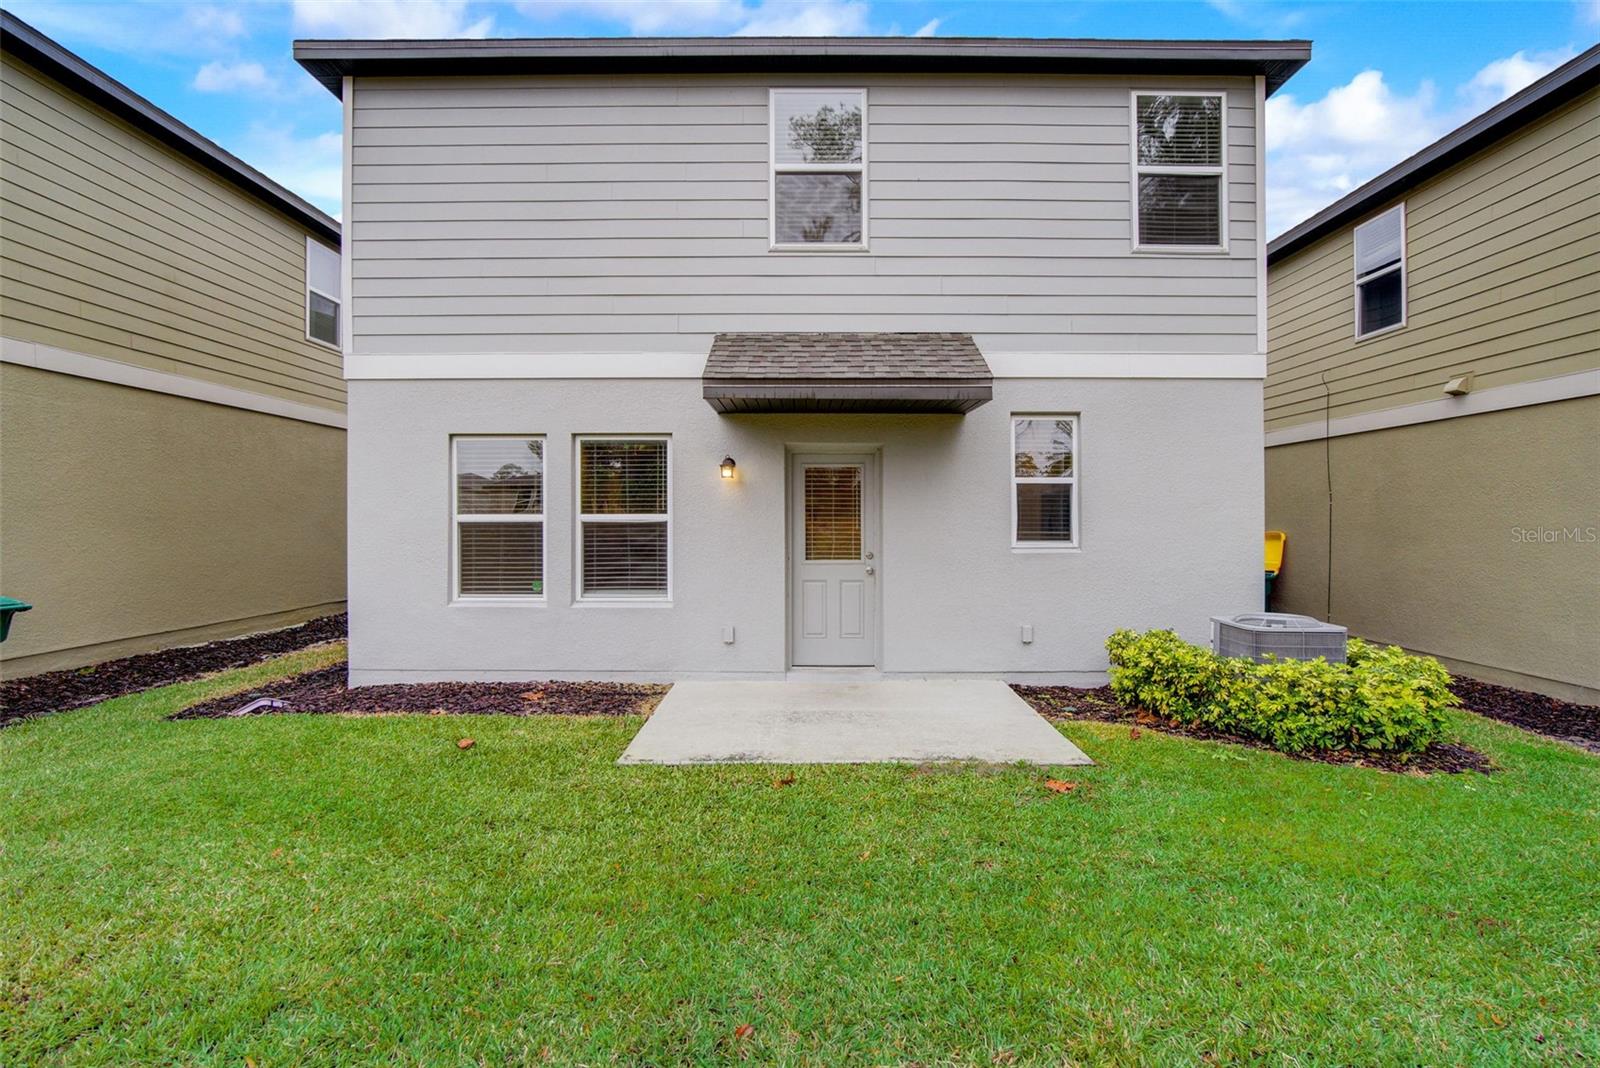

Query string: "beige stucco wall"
[[0, 364, 345, 677], [1266, 396, 1600, 702]]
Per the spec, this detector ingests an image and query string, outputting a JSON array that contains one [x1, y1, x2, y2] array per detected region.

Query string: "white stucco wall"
[[347, 377, 1262, 684]]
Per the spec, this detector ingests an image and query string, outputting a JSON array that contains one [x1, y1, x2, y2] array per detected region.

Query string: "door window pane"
[[804, 466, 862, 561]]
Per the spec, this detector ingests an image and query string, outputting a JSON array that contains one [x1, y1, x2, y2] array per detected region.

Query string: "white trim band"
[[1, 338, 347, 429], [1264, 369, 1600, 447], [345, 351, 1266, 381]]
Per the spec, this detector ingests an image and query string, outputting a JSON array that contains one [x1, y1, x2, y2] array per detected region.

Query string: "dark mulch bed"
[[1450, 676, 1600, 754], [1011, 684, 1495, 775], [170, 662, 668, 720], [1, 614, 349, 728]]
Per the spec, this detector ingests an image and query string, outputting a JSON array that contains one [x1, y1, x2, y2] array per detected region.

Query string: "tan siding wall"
[[0, 364, 346, 677], [351, 73, 1261, 357], [1265, 396, 1600, 701], [1265, 87, 1599, 432], [0, 54, 345, 410]]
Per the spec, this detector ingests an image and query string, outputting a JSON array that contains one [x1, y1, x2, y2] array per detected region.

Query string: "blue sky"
[[9, 0, 1597, 233]]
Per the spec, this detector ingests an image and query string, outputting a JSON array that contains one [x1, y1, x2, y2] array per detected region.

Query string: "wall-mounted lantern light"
[[719, 455, 737, 479]]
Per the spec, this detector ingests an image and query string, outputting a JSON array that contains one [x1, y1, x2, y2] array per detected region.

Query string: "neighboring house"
[[1264, 46, 1599, 703], [293, 36, 1310, 684], [0, 13, 346, 678]]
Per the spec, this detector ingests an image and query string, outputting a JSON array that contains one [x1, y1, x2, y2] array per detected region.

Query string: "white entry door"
[[790, 453, 879, 667]]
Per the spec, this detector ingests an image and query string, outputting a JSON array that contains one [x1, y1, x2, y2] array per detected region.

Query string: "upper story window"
[[1354, 204, 1406, 338], [1132, 92, 1226, 251], [305, 237, 341, 348], [770, 89, 866, 251]]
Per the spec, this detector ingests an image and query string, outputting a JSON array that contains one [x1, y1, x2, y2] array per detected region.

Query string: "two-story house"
[[1, 13, 346, 678], [1265, 46, 1599, 703], [293, 36, 1310, 684]]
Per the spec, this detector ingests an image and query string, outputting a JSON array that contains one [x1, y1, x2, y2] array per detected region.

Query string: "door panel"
[[791, 454, 878, 666]]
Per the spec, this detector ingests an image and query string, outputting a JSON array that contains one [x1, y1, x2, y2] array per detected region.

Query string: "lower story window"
[[1012, 415, 1078, 547], [453, 436, 544, 598], [578, 436, 670, 599]]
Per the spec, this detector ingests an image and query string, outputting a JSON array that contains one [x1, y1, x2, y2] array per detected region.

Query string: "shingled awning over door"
[[702, 332, 993, 413]]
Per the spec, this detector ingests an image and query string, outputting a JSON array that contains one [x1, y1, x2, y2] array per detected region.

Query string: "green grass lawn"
[[3, 645, 1598, 1066]]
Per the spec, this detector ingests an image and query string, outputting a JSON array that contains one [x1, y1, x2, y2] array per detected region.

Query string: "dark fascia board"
[[294, 35, 1310, 98], [703, 378, 993, 414], [1269, 42, 1600, 265], [2, 10, 340, 245]]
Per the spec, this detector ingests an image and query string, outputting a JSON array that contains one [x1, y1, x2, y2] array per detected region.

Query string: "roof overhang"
[[2, 12, 340, 245], [293, 36, 1311, 99], [703, 332, 993, 414]]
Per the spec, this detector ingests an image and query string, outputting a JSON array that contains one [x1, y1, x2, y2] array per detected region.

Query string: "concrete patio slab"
[[618, 680, 1093, 765]]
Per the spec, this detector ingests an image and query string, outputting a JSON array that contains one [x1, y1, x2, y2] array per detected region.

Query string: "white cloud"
[[5, 1, 253, 55], [237, 125, 344, 216], [515, 0, 745, 34], [735, 0, 869, 35], [192, 60, 277, 94], [1265, 48, 1576, 237], [1461, 48, 1573, 109], [515, 0, 869, 35], [184, 5, 247, 38], [1206, 0, 1306, 33], [912, 17, 942, 37], [291, 0, 494, 38]]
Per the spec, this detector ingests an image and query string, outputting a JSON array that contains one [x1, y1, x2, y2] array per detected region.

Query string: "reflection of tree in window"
[[775, 95, 863, 245], [1014, 420, 1074, 477], [788, 104, 861, 163]]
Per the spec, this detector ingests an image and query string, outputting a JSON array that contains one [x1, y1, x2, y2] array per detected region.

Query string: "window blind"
[[772, 88, 866, 247], [1355, 207, 1404, 277], [804, 466, 863, 561], [1136, 95, 1223, 167], [453, 437, 543, 598], [580, 438, 669, 598], [1134, 93, 1225, 248], [1012, 416, 1078, 545]]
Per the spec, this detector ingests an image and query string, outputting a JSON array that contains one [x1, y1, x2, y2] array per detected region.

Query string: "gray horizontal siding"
[[351, 74, 1261, 356]]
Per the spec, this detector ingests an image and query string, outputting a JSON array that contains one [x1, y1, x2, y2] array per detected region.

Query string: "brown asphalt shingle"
[[705, 332, 991, 380]]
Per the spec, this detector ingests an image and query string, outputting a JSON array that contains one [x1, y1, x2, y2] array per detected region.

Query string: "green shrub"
[[1105, 629, 1456, 754]]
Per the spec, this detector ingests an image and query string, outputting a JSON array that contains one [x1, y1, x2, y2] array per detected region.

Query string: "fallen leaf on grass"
[[1128, 727, 1142, 740], [1043, 779, 1078, 794], [733, 1023, 755, 1040], [992, 1051, 1017, 1065], [457, 738, 476, 750], [859, 849, 873, 861], [772, 774, 795, 789]]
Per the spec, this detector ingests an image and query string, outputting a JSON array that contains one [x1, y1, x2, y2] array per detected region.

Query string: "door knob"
[[865, 566, 875, 575], [865, 551, 874, 559]]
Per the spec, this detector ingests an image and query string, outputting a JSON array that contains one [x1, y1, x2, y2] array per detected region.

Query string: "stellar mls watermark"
[[1510, 525, 1597, 544]]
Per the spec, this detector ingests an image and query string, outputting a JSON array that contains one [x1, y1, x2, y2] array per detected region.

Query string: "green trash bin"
[[0, 597, 33, 642]]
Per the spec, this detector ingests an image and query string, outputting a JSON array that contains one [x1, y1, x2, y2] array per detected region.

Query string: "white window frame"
[[1011, 415, 1081, 551], [1353, 203, 1407, 340], [304, 236, 341, 351], [769, 87, 869, 253], [1129, 90, 1229, 254], [451, 435, 546, 604], [574, 434, 673, 604]]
